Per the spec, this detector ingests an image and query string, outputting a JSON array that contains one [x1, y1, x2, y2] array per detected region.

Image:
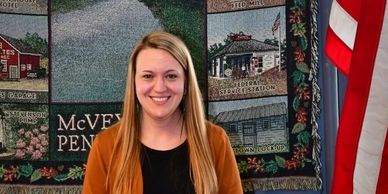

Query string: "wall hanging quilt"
[[0, 0, 320, 193]]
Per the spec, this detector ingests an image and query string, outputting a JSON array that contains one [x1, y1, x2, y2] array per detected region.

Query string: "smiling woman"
[[82, 32, 243, 194], [135, 48, 185, 126]]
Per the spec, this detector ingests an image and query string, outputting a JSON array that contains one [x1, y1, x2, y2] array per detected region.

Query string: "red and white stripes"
[[326, 0, 388, 194], [325, 0, 361, 75]]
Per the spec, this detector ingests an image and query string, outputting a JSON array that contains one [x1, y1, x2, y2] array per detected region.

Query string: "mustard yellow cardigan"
[[82, 122, 243, 194]]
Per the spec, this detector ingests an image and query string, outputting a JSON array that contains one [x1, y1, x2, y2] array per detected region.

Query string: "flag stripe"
[[331, 0, 387, 194], [376, 131, 388, 194], [336, 0, 361, 19], [325, 0, 363, 75], [354, 2, 388, 193], [325, 28, 352, 75], [329, 0, 357, 49]]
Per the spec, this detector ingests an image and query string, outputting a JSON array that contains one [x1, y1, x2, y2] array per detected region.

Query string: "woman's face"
[[135, 48, 185, 121]]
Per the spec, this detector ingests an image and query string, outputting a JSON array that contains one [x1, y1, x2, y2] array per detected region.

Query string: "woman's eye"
[[142, 74, 153, 79], [166, 74, 178, 80]]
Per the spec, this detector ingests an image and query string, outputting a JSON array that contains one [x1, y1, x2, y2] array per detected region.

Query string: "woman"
[[82, 32, 243, 194]]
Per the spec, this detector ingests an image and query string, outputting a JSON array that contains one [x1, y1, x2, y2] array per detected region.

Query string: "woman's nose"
[[154, 77, 167, 92]]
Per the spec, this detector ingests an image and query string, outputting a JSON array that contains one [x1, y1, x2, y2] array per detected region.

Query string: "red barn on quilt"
[[0, 34, 41, 80]]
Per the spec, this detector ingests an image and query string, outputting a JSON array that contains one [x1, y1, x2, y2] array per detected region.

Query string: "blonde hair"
[[107, 32, 218, 194]]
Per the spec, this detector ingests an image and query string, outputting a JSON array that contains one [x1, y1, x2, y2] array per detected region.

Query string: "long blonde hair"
[[107, 32, 218, 194]]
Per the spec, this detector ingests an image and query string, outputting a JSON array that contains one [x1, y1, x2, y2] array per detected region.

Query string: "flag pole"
[[278, 17, 281, 72]]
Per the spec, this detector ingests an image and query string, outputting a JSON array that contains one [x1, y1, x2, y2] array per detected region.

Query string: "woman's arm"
[[82, 134, 109, 194], [209, 123, 244, 194]]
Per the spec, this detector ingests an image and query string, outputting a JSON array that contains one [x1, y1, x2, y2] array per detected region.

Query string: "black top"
[[141, 141, 195, 194]]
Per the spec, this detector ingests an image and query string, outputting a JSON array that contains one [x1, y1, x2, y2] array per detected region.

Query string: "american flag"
[[326, 0, 388, 193], [272, 12, 280, 35]]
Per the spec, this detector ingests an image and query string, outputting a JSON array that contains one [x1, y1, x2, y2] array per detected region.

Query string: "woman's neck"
[[140, 110, 186, 151]]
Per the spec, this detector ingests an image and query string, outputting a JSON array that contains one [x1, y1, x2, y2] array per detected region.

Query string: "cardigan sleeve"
[[81, 124, 143, 194], [82, 133, 109, 194], [209, 123, 243, 194]]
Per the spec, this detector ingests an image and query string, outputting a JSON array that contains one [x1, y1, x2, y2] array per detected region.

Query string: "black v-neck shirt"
[[141, 141, 195, 194]]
